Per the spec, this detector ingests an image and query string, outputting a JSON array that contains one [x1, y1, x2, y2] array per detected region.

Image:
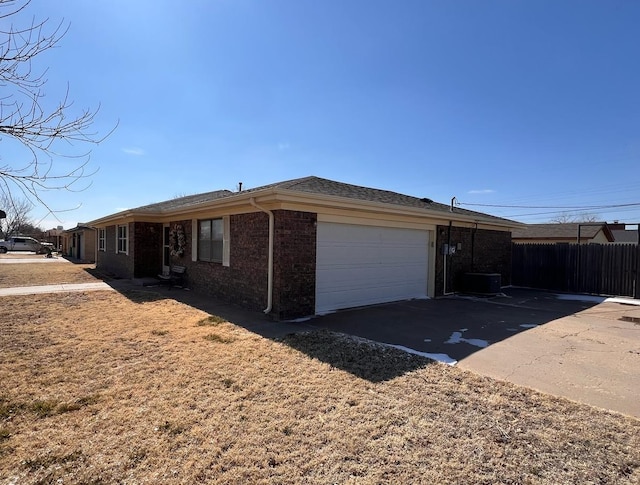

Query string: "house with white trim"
[[88, 176, 519, 319]]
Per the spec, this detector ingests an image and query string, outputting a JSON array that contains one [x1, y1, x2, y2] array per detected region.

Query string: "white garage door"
[[316, 222, 429, 314]]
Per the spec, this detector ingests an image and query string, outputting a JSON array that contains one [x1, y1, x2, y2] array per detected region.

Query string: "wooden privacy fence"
[[512, 243, 640, 298]]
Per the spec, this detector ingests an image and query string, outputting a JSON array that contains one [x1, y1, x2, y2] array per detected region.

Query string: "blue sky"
[[3, 0, 640, 229]]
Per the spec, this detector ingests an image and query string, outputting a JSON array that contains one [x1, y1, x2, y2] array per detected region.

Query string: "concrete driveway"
[[309, 288, 640, 418]]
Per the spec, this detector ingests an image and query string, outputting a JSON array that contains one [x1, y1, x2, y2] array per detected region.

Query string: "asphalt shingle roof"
[[241, 176, 518, 225], [125, 176, 517, 225], [611, 229, 639, 244], [511, 223, 608, 240], [133, 190, 234, 213]]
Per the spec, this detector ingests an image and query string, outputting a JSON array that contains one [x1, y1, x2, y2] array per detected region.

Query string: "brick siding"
[[173, 214, 269, 312], [272, 210, 317, 319], [96, 223, 134, 279], [168, 211, 317, 319]]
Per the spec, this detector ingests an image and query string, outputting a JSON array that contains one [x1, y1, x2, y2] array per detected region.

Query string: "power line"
[[459, 202, 640, 210], [502, 209, 627, 218], [494, 183, 640, 206]]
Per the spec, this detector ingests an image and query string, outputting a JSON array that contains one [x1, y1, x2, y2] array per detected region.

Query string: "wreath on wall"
[[169, 224, 186, 257]]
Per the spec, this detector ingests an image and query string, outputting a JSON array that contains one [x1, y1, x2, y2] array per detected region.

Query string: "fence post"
[[576, 225, 582, 291], [636, 243, 640, 300]]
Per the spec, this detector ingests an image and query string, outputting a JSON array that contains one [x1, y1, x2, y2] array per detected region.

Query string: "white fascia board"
[[271, 190, 522, 230], [86, 186, 522, 230]]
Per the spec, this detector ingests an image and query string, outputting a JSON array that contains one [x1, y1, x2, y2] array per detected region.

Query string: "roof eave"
[[88, 186, 522, 229], [271, 189, 522, 228]]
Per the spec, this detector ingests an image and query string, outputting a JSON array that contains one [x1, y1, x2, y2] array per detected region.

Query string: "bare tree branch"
[[0, 0, 116, 215], [549, 212, 601, 223]]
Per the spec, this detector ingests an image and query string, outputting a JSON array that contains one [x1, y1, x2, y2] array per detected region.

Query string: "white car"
[[0, 236, 54, 254]]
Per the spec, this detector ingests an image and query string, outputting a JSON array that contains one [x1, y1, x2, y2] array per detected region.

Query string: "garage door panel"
[[318, 246, 425, 264], [316, 222, 429, 313], [316, 268, 425, 290], [318, 278, 428, 298], [317, 287, 425, 311]]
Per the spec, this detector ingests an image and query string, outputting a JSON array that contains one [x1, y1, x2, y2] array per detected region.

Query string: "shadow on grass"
[[61, 256, 97, 265], [81, 268, 168, 304], [82, 266, 113, 281], [280, 329, 436, 382], [118, 289, 168, 304], [97, 281, 433, 381], [100, 282, 607, 380]]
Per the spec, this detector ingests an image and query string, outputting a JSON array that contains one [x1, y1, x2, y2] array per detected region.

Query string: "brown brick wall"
[[272, 210, 317, 319], [96, 223, 134, 279], [173, 214, 270, 312], [435, 225, 512, 295], [169, 211, 317, 319]]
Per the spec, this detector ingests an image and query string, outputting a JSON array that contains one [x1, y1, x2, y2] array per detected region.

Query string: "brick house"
[[88, 176, 519, 319]]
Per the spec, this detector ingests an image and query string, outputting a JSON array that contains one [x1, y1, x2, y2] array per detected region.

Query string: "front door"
[[162, 224, 171, 275]]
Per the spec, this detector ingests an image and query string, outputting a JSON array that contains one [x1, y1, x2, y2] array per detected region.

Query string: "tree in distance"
[[549, 212, 600, 224], [0, 190, 34, 237]]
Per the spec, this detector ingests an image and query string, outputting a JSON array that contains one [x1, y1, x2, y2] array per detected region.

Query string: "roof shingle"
[[133, 190, 234, 213], [511, 223, 609, 240], [115, 176, 517, 226], [240, 176, 517, 225]]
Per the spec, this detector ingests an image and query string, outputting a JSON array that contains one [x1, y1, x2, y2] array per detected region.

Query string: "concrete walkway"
[[0, 254, 69, 263], [310, 289, 640, 419], [0, 282, 113, 296], [458, 300, 640, 418]]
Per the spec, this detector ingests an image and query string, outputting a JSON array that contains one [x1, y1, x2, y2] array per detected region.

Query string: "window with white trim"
[[98, 229, 106, 251], [198, 219, 223, 262], [117, 224, 128, 254]]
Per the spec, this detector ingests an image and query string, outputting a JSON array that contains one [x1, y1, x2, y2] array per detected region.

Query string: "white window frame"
[[98, 228, 106, 251], [192, 216, 229, 266], [116, 224, 128, 255]]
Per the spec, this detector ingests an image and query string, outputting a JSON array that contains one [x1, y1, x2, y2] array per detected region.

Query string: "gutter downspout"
[[250, 198, 274, 314]]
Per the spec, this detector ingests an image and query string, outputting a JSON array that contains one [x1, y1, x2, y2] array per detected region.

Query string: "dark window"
[[198, 219, 223, 262]]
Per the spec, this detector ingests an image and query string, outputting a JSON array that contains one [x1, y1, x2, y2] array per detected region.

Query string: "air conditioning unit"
[[463, 273, 501, 296]]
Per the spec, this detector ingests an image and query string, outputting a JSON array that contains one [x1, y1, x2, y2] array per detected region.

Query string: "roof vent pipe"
[[450, 197, 457, 212]]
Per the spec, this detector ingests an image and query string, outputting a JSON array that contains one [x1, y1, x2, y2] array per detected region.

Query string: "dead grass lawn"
[[0, 271, 638, 484], [0, 261, 100, 288]]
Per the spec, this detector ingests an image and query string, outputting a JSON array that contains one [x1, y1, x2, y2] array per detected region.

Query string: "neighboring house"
[[43, 227, 64, 251], [608, 223, 639, 244], [63, 225, 97, 262], [511, 223, 614, 244], [611, 230, 639, 244], [88, 176, 520, 319]]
